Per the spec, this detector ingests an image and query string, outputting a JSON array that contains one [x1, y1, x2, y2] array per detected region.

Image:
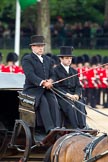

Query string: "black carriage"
[[0, 73, 52, 162], [0, 73, 97, 162]]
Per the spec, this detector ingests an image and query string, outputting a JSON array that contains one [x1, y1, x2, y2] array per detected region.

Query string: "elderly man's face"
[[31, 45, 45, 55]]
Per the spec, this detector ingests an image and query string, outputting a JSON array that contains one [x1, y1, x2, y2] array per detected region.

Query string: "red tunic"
[[100, 68, 108, 88], [87, 68, 101, 88], [0, 64, 5, 72], [2, 65, 24, 74]]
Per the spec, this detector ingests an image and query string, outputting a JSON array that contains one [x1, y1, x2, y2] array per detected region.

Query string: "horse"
[[44, 131, 108, 162]]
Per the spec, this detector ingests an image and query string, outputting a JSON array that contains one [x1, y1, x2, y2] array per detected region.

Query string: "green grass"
[[53, 49, 108, 56], [1, 48, 108, 64]]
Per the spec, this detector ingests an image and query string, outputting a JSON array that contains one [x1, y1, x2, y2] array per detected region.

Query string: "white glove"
[[66, 93, 79, 101]]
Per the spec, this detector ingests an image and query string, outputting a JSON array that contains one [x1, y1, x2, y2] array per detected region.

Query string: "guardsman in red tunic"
[[77, 56, 89, 99], [82, 54, 90, 104], [95, 54, 103, 105], [87, 56, 101, 108], [2, 52, 18, 73], [14, 65, 24, 74], [77, 56, 85, 88], [0, 52, 5, 72], [101, 56, 108, 107], [0, 64, 4, 72], [2, 52, 24, 74]]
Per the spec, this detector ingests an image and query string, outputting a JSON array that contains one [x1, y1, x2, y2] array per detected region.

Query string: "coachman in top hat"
[[21, 35, 61, 134], [54, 46, 87, 129]]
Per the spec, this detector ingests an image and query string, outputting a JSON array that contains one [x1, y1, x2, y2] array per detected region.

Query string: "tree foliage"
[[0, 0, 105, 27], [49, 0, 105, 23], [0, 0, 15, 23]]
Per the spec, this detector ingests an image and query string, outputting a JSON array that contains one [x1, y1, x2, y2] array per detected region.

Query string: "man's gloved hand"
[[73, 94, 79, 100], [42, 79, 53, 89], [66, 93, 79, 101]]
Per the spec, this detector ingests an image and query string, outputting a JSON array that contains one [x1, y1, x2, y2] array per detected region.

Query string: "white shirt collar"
[[37, 55, 43, 63], [33, 52, 43, 63], [61, 63, 69, 73]]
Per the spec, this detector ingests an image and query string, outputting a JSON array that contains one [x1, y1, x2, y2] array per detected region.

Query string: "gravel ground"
[[86, 106, 108, 133]]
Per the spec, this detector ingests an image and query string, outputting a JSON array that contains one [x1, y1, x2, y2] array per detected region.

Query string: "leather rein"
[[51, 87, 108, 118]]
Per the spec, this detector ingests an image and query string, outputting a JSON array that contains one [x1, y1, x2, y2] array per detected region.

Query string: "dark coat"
[[22, 53, 55, 107], [54, 64, 86, 129], [22, 53, 61, 132], [54, 64, 82, 96]]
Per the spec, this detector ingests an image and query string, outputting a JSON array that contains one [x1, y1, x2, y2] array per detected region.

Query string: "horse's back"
[[51, 132, 108, 162], [51, 133, 93, 162]]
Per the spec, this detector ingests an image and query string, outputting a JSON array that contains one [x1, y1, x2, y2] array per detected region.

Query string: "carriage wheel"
[[9, 119, 32, 162], [43, 145, 53, 162]]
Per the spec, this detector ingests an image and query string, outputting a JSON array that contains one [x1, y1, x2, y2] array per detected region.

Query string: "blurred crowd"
[[1, 18, 108, 49], [51, 17, 108, 48], [0, 51, 108, 109]]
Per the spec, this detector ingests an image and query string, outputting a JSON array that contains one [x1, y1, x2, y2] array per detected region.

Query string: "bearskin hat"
[[6, 52, 18, 63]]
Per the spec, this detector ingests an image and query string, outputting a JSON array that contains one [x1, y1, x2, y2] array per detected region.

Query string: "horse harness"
[[52, 132, 92, 162], [52, 132, 108, 162], [83, 133, 108, 162]]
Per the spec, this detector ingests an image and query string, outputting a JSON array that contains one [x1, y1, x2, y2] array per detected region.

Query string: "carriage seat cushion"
[[18, 91, 35, 110]]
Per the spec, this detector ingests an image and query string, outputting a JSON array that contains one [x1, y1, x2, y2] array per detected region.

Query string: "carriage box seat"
[[18, 91, 36, 128]]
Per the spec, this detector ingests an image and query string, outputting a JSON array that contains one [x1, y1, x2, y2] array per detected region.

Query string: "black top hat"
[[58, 46, 74, 57], [29, 35, 46, 46], [6, 52, 18, 63]]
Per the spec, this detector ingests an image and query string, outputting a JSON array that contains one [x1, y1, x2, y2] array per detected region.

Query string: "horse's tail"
[[44, 145, 53, 162]]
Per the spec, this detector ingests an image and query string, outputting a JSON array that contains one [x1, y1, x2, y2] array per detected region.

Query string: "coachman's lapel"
[[59, 64, 69, 75]]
